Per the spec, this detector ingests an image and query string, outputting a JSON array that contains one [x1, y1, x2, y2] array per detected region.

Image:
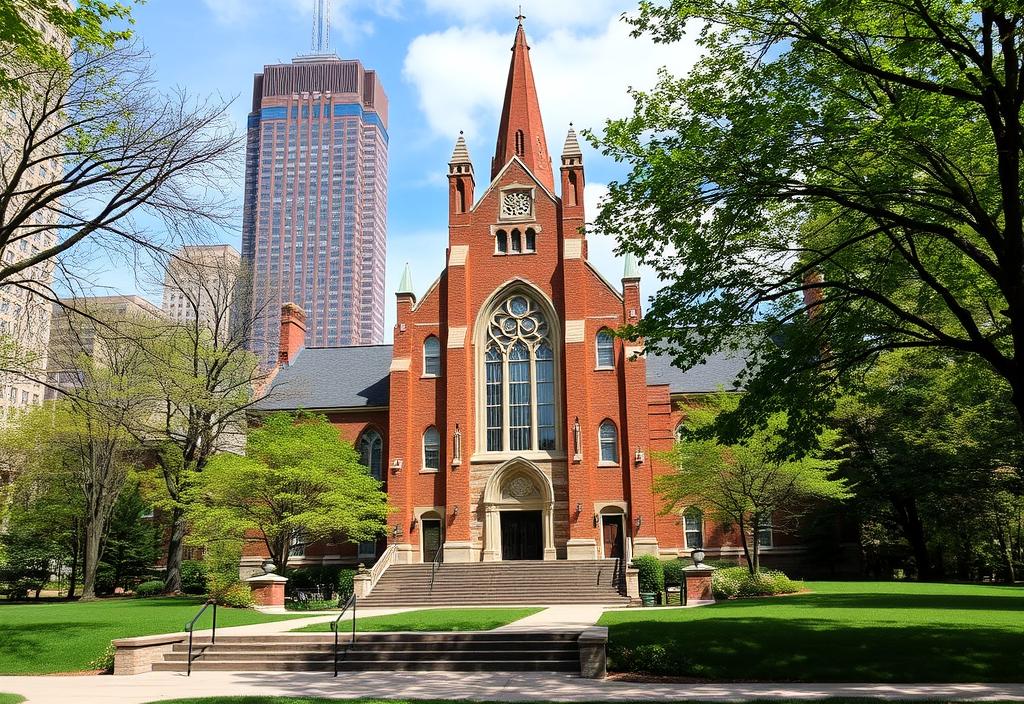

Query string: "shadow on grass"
[[767, 591, 1024, 612], [0, 622, 96, 664], [607, 616, 1024, 682]]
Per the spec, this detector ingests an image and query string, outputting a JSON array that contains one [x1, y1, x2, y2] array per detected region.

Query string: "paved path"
[[216, 606, 416, 636], [495, 605, 605, 631], [1, 671, 1022, 703]]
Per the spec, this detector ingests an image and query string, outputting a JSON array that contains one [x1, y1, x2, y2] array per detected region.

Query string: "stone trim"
[[112, 633, 185, 675], [578, 626, 608, 679], [564, 238, 583, 259], [565, 320, 585, 343], [389, 357, 411, 372], [449, 245, 469, 266], [447, 326, 467, 348]]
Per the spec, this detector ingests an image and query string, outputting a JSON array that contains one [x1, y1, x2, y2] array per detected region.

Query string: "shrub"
[[207, 573, 253, 608], [337, 568, 355, 601], [662, 558, 685, 588], [712, 566, 802, 599], [180, 560, 208, 595], [632, 554, 664, 593], [286, 598, 337, 611], [134, 580, 165, 598], [88, 643, 116, 673], [608, 643, 701, 677]]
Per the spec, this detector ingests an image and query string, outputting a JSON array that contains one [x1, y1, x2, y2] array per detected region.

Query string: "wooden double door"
[[500, 510, 543, 560], [602, 515, 625, 559]]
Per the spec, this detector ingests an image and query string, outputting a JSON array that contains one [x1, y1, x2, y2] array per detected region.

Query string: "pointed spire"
[[492, 19, 554, 191], [397, 262, 414, 296], [449, 131, 473, 175], [623, 252, 641, 281], [562, 123, 582, 159]]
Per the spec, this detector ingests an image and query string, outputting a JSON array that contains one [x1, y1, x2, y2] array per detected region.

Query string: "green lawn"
[[0, 597, 305, 674], [0, 695, 25, 704], [600, 580, 1024, 682], [292, 607, 542, 633]]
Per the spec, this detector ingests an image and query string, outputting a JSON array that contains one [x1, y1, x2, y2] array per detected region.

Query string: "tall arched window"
[[599, 420, 618, 464], [495, 229, 508, 253], [596, 329, 614, 368], [423, 426, 440, 471], [683, 507, 703, 548], [423, 335, 441, 377], [511, 229, 522, 253], [357, 428, 383, 481], [483, 293, 559, 452], [525, 228, 536, 252], [515, 129, 525, 156]]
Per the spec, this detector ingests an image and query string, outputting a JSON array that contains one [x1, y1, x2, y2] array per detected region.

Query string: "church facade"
[[251, 21, 800, 572]]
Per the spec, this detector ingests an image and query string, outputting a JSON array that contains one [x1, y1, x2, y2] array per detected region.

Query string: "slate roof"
[[255, 345, 393, 411], [253, 345, 746, 412]]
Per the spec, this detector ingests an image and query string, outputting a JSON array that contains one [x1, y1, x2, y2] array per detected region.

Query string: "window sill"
[[470, 450, 567, 464], [420, 374, 441, 380], [419, 468, 440, 474], [594, 366, 614, 372], [493, 251, 537, 256], [598, 461, 620, 468]]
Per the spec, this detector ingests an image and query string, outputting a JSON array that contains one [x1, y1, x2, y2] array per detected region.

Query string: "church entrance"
[[500, 510, 543, 560]]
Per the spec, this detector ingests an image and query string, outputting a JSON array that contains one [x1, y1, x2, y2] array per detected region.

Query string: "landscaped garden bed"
[[0, 597, 305, 674], [600, 580, 1024, 682], [291, 607, 543, 633]]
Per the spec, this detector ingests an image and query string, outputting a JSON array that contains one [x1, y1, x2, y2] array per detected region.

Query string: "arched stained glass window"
[[599, 420, 618, 463], [482, 293, 559, 453], [357, 429, 383, 481]]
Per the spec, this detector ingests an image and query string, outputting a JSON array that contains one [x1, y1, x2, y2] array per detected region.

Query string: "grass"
[[0, 597, 305, 674], [599, 580, 1024, 682], [292, 607, 543, 632], [0, 695, 25, 704]]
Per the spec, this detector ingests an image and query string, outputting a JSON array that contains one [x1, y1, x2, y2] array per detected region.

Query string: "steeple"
[[397, 262, 414, 296], [449, 131, 473, 174], [491, 17, 554, 191]]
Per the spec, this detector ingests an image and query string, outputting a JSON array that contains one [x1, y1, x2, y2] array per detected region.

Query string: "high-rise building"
[[241, 47, 388, 366], [0, 1, 71, 424], [161, 244, 241, 341]]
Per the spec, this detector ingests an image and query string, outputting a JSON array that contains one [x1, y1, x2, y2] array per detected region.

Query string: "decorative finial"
[[397, 262, 414, 296], [516, 5, 525, 24]]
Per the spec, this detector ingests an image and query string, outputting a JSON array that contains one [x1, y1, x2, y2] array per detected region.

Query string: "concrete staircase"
[[152, 632, 582, 673], [359, 559, 629, 607]]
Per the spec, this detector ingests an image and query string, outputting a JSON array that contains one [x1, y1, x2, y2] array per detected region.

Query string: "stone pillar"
[[578, 626, 608, 679], [245, 573, 288, 607], [684, 565, 715, 603], [625, 566, 640, 601], [352, 573, 372, 599]]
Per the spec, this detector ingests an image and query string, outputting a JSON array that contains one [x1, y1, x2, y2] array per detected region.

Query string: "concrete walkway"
[[1, 671, 1022, 703], [495, 604, 605, 631]]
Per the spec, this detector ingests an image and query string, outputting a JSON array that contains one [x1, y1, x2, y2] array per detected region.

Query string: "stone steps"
[[153, 632, 582, 673]]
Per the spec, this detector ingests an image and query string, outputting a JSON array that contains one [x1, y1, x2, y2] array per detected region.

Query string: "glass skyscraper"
[[242, 55, 388, 365]]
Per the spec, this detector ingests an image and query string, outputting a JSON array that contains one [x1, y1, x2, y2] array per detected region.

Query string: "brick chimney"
[[278, 303, 307, 367]]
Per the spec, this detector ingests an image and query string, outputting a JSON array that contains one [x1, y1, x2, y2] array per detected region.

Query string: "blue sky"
[[109, 0, 700, 339]]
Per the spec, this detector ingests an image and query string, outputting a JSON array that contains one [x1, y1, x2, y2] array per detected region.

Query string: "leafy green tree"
[[593, 2, 1024, 432], [835, 349, 1023, 580], [186, 413, 389, 575], [0, 0, 133, 94], [659, 394, 851, 574], [94, 481, 161, 595]]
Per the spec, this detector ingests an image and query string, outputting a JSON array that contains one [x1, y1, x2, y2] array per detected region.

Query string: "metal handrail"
[[184, 598, 217, 677], [428, 543, 443, 591], [329, 593, 356, 678]]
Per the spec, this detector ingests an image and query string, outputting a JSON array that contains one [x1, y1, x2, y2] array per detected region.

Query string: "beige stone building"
[[161, 245, 241, 342], [0, 1, 72, 425]]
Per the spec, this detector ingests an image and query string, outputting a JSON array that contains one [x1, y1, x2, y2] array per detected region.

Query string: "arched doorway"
[[482, 458, 556, 561]]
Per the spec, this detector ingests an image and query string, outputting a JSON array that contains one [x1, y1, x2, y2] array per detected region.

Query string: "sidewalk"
[[1, 671, 1022, 703], [494, 604, 605, 631]]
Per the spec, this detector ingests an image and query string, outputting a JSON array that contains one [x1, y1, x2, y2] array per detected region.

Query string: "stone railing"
[[353, 543, 396, 598]]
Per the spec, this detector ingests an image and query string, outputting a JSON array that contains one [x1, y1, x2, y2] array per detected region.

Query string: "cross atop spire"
[[491, 18, 554, 191], [516, 6, 525, 24]]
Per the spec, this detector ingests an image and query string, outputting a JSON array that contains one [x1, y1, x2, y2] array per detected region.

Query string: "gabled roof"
[[645, 349, 747, 394], [254, 345, 393, 411]]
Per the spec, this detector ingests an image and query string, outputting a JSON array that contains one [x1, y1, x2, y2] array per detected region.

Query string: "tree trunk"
[[737, 515, 754, 576], [80, 519, 104, 601], [891, 496, 932, 580], [66, 529, 79, 600], [751, 515, 762, 575], [163, 507, 187, 594]]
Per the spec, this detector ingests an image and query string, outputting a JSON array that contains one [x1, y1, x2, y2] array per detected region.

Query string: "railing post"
[[211, 601, 217, 644], [186, 630, 193, 677]]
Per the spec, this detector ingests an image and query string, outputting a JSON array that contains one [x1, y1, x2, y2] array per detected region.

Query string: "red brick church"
[[250, 20, 799, 577]]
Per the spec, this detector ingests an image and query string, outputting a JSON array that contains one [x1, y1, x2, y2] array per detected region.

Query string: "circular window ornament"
[[501, 191, 532, 218]]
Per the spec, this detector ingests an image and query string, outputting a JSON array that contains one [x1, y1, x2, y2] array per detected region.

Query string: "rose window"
[[501, 191, 532, 218]]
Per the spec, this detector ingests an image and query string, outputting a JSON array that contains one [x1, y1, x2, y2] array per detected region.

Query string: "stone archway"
[[481, 458, 556, 561]]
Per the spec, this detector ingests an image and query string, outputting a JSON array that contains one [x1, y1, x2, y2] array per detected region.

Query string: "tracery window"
[[357, 428, 383, 480], [484, 294, 558, 452]]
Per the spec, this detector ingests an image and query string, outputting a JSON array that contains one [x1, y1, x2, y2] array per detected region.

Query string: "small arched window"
[[423, 335, 441, 377], [423, 426, 440, 471], [683, 507, 703, 549], [596, 329, 614, 368], [357, 428, 383, 481], [456, 179, 466, 213], [495, 229, 508, 254], [599, 420, 618, 464], [525, 228, 536, 252], [515, 129, 525, 156], [511, 229, 522, 253]]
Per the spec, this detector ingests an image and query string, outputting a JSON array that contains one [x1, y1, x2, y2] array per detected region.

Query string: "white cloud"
[[422, 0, 630, 31], [201, 0, 256, 24], [402, 15, 701, 161]]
